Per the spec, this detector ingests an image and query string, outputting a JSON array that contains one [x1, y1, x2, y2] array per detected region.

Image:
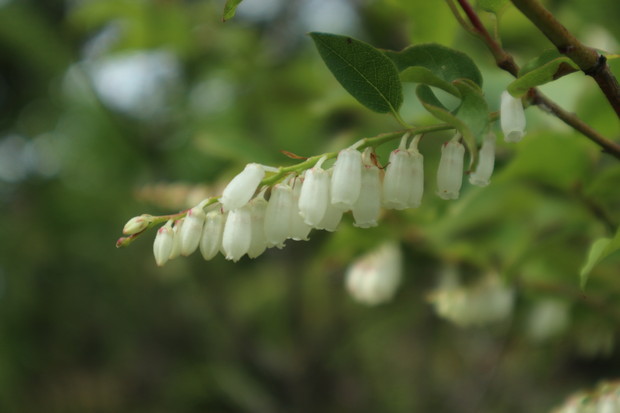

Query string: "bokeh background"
[[1, 0, 620, 412]]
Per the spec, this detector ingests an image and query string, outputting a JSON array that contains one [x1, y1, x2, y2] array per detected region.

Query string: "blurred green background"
[[1, 0, 619, 412]]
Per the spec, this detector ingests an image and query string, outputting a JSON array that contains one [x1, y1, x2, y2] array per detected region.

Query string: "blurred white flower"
[[345, 243, 402, 305], [429, 270, 514, 327]]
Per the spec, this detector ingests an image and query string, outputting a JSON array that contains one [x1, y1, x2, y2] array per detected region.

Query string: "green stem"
[[392, 109, 414, 129], [510, 0, 620, 119]]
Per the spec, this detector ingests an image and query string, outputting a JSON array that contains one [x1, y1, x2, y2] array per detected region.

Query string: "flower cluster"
[[428, 269, 514, 327], [551, 381, 620, 413], [119, 90, 527, 268]]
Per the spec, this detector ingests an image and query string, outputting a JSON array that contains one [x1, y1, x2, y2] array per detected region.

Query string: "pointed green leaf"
[[507, 50, 579, 97], [417, 84, 477, 169], [309, 32, 403, 114], [385, 43, 483, 88], [453, 80, 489, 141], [223, 0, 244, 22], [580, 227, 620, 289], [400, 67, 459, 96], [416, 80, 488, 169]]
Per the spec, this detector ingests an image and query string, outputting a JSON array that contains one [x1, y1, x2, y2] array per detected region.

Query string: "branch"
[[451, 0, 620, 160], [510, 0, 620, 119], [531, 92, 620, 160]]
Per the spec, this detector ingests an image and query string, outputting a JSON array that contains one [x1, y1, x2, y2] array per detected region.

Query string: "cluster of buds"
[[120, 89, 527, 268]]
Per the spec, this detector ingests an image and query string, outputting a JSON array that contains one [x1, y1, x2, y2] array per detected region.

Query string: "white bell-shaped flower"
[[179, 206, 206, 256], [345, 242, 402, 305], [153, 221, 174, 267], [222, 206, 251, 262], [298, 159, 330, 226], [407, 137, 424, 208], [331, 147, 362, 210], [264, 181, 295, 248], [247, 195, 268, 259], [500, 91, 526, 142], [290, 177, 312, 240], [200, 210, 225, 261], [168, 220, 184, 260], [436, 139, 465, 200], [315, 168, 343, 231], [469, 132, 496, 187], [220, 163, 265, 211], [352, 153, 381, 228], [382, 148, 413, 210]]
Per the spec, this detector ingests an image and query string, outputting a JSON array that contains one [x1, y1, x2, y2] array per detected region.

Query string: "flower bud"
[[247, 196, 268, 259], [352, 163, 381, 228], [264, 182, 294, 248], [200, 210, 225, 261], [290, 177, 312, 240], [220, 163, 265, 211], [314, 168, 343, 231], [179, 206, 206, 256], [436, 140, 465, 200], [408, 149, 424, 208], [500, 91, 526, 142], [168, 220, 184, 260], [469, 132, 496, 187], [382, 149, 413, 210], [298, 166, 330, 226], [153, 222, 174, 267], [331, 148, 362, 210], [123, 214, 152, 235], [345, 242, 402, 305], [222, 206, 251, 262]]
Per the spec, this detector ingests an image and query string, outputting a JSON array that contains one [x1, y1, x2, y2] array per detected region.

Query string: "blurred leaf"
[[497, 133, 593, 190], [477, 0, 510, 13], [0, 2, 71, 79], [385, 0, 457, 43], [580, 228, 620, 288], [222, 0, 244, 22], [385, 43, 483, 88], [507, 50, 578, 97], [309, 32, 403, 114]]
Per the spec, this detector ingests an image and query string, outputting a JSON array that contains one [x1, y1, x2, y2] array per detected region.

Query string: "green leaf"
[[400, 67, 459, 96], [309, 32, 403, 114], [477, 0, 509, 14], [507, 49, 579, 97], [385, 43, 483, 88], [417, 82, 489, 169], [222, 0, 244, 22], [580, 228, 620, 289]]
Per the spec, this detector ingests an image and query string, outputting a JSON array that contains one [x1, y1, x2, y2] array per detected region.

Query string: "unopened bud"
[[123, 214, 152, 235]]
